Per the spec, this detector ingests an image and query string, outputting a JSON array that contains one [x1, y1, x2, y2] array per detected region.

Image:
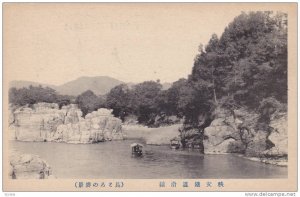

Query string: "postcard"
[[2, 3, 297, 192]]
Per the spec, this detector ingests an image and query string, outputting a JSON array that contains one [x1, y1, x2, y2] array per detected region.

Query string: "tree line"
[[9, 80, 185, 126]]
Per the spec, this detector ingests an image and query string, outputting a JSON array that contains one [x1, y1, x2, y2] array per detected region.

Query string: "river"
[[10, 140, 287, 179]]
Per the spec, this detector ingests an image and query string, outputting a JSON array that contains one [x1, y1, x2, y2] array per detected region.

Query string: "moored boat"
[[170, 137, 181, 150], [131, 143, 143, 157]]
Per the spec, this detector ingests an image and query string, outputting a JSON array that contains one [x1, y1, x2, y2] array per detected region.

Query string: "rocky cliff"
[[202, 107, 287, 165], [203, 108, 252, 154], [52, 108, 123, 143], [12, 103, 123, 143], [179, 106, 287, 165]]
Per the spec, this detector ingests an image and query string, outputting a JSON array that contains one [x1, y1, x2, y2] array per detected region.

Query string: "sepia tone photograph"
[[2, 3, 297, 192]]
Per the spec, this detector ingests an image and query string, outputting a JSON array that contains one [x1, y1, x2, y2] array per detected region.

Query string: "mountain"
[[9, 76, 124, 96], [9, 80, 56, 90], [55, 76, 124, 96]]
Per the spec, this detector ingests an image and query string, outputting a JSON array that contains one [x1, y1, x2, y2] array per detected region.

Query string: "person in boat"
[[170, 137, 181, 149], [131, 143, 143, 156]]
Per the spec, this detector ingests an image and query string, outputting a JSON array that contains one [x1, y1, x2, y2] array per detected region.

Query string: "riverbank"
[[235, 154, 288, 167], [122, 124, 181, 145]]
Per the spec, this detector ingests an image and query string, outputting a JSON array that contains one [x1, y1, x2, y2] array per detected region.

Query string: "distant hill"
[[55, 76, 124, 96], [10, 76, 124, 96]]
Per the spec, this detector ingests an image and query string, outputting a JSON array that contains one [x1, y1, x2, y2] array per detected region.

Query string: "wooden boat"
[[131, 143, 143, 157], [170, 138, 180, 150]]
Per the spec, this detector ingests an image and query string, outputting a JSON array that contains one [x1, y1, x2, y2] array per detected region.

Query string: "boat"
[[170, 138, 181, 150], [131, 143, 143, 157]]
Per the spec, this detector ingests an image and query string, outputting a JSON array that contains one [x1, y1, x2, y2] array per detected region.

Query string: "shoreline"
[[235, 154, 288, 167], [122, 124, 288, 167], [122, 123, 182, 145], [10, 123, 288, 167]]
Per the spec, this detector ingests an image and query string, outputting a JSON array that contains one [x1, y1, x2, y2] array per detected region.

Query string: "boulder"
[[203, 110, 242, 154], [204, 138, 236, 154], [203, 124, 241, 154], [9, 153, 52, 179]]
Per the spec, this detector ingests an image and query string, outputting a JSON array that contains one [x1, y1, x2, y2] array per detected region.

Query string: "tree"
[[75, 90, 99, 116], [131, 81, 162, 125], [177, 80, 215, 126], [106, 84, 132, 121], [165, 78, 188, 117], [56, 94, 74, 109]]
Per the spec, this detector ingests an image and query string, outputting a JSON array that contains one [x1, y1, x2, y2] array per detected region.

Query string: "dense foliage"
[[75, 90, 106, 116], [9, 86, 73, 108], [186, 11, 287, 123], [106, 81, 163, 125]]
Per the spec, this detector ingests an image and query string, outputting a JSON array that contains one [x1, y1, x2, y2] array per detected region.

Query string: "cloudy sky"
[[4, 3, 286, 85]]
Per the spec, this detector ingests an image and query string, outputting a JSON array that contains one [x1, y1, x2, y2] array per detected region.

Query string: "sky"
[[4, 3, 287, 85]]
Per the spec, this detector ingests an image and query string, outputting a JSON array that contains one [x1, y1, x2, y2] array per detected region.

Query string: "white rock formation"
[[12, 103, 123, 143]]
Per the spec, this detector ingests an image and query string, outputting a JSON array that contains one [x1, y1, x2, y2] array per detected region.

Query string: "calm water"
[[10, 140, 287, 179]]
